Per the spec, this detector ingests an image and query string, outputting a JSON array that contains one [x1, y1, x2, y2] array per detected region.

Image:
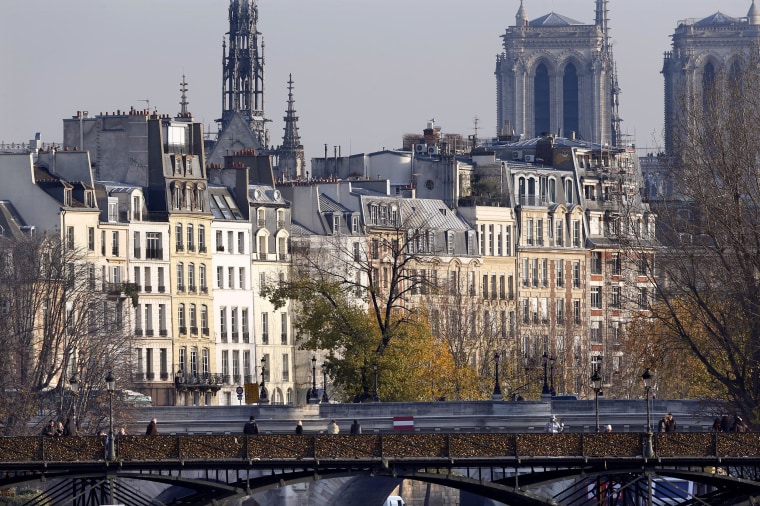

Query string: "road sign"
[[236, 386, 244, 395]]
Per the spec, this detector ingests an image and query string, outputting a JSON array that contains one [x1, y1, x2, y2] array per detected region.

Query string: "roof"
[[318, 194, 352, 214], [248, 184, 287, 205], [694, 12, 743, 27], [530, 12, 584, 27], [361, 195, 470, 231], [208, 186, 245, 221]]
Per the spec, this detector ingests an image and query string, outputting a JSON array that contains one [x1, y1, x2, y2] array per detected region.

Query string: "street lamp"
[[321, 362, 329, 403], [372, 361, 380, 402], [105, 371, 115, 461], [259, 357, 269, 404], [492, 353, 502, 400], [642, 368, 655, 458], [549, 355, 556, 396], [591, 368, 602, 433], [541, 352, 551, 397], [308, 356, 319, 404], [70, 374, 79, 435]]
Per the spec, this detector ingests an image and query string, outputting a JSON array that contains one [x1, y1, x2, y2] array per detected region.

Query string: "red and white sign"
[[393, 416, 414, 431]]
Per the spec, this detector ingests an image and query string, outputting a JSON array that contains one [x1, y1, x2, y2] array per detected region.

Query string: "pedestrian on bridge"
[[243, 416, 259, 435], [327, 419, 340, 434], [604, 424, 613, 433], [295, 420, 303, 435], [545, 415, 563, 433], [659, 413, 676, 432], [146, 418, 159, 435], [350, 419, 362, 434]]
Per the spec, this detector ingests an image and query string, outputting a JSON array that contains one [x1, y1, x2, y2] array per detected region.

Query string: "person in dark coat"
[[658, 413, 676, 432], [243, 416, 259, 435], [295, 420, 303, 435], [350, 419, 362, 434], [145, 418, 159, 435], [63, 418, 74, 437]]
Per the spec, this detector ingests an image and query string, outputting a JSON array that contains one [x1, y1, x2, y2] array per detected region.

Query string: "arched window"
[[534, 63, 551, 136], [703, 62, 716, 111], [563, 63, 579, 137]]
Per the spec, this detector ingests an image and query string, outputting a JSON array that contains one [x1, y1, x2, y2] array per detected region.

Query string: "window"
[[133, 231, 141, 258], [612, 286, 621, 308], [556, 260, 564, 288], [638, 287, 648, 309], [239, 267, 245, 289], [281, 312, 288, 344], [176, 263, 184, 291], [482, 274, 489, 299], [159, 304, 166, 336], [108, 200, 117, 222], [160, 348, 167, 378], [499, 275, 506, 299], [228, 267, 234, 289], [573, 300, 581, 325], [228, 231, 234, 254], [201, 305, 208, 334], [198, 225, 206, 252], [190, 347, 198, 375], [573, 220, 581, 247], [231, 307, 238, 341], [532, 259, 539, 287], [199, 264, 207, 292], [521, 258, 529, 287], [101, 230, 106, 255], [522, 299, 529, 324], [175, 223, 183, 251], [187, 263, 195, 291], [220, 307, 227, 340], [216, 230, 224, 251], [88, 227, 95, 251], [611, 252, 621, 275], [556, 299, 565, 324], [222, 351, 229, 378], [591, 286, 602, 308], [261, 313, 269, 344], [591, 251, 602, 274], [179, 347, 186, 374], [65, 226, 74, 250], [242, 308, 249, 342], [202, 348, 209, 375], [282, 354, 290, 382], [146, 232, 162, 260], [556, 221, 564, 246], [111, 231, 119, 256], [572, 261, 581, 288], [238, 232, 245, 254], [178, 304, 186, 333], [217, 266, 223, 288], [243, 351, 251, 379], [591, 322, 601, 343], [526, 219, 533, 245], [189, 304, 197, 333], [187, 224, 194, 251], [232, 350, 240, 381], [158, 267, 165, 292], [536, 219, 544, 246]]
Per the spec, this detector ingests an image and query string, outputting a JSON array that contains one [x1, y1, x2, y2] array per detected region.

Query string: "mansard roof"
[[318, 193, 352, 214], [530, 12, 584, 27]]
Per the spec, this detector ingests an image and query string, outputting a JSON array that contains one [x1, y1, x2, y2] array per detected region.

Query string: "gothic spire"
[[179, 74, 189, 116], [278, 74, 305, 180]]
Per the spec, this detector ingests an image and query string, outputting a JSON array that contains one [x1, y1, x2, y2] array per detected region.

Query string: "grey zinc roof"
[[290, 220, 317, 237], [318, 194, 352, 214], [530, 12, 584, 26], [249, 184, 288, 205], [361, 195, 470, 230], [0, 201, 30, 240]]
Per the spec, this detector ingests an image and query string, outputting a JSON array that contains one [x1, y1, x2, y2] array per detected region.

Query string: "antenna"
[[138, 99, 150, 112]]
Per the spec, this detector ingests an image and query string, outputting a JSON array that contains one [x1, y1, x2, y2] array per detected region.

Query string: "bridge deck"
[[2, 432, 758, 468]]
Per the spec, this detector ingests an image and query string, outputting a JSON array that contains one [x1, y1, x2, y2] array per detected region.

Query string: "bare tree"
[[639, 55, 760, 425], [0, 233, 134, 435]]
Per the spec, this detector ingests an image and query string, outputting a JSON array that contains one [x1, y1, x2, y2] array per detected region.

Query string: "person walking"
[[658, 413, 676, 432], [350, 419, 362, 434], [243, 416, 259, 435], [63, 418, 74, 437], [604, 424, 613, 433], [295, 420, 303, 435], [544, 415, 563, 433], [145, 418, 159, 435], [327, 419, 340, 434]]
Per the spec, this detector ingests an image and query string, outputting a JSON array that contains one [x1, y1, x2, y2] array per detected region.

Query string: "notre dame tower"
[[495, 0, 621, 146]]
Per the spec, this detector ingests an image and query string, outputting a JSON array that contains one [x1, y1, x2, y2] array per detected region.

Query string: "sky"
[[0, 1, 752, 160]]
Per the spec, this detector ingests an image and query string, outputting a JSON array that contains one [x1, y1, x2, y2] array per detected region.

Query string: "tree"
[[0, 233, 134, 435], [641, 56, 760, 425]]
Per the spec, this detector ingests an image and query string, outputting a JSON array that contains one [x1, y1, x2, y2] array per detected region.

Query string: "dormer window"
[[332, 215, 340, 235], [64, 189, 72, 207], [132, 196, 141, 221], [108, 198, 118, 223], [86, 190, 95, 208], [447, 231, 455, 255], [351, 215, 359, 233]]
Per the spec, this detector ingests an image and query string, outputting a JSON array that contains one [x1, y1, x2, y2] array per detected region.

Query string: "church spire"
[[278, 74, 305, 180], [595, 0, 610, 51], [221, 0, 268, 147], [749, 0, 760, 25]]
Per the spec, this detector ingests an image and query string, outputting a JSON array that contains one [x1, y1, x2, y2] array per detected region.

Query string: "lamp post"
[[372, 361, 380, 402], [259, 357, 269, 404], [591, 368, 602, 433], [321, 362, 329, 403], [492, 353, 502, 400], [642, 368, 655, 458], [308, 356, 319, 403], [541, 352, 551, 397], [69, 374, 79, 434], [105, 371, 115, 462], [549, 355, 556, 396]]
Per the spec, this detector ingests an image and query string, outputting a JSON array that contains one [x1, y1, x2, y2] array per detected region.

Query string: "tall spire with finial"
[[516, 0, 528, 27], [179, 74, 190, 116], [278, 74, 305, 179], [595, 0, 610, 51]]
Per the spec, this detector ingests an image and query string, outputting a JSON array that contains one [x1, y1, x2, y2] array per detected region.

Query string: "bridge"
[[3, 432, 760, 506]]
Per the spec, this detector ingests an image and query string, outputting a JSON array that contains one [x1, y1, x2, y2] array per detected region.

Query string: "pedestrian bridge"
[[3, 432, 760, 505]]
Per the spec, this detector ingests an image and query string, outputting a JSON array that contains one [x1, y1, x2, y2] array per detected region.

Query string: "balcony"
[[244, 375, 253, 384], [134, 328, 143, 337], [179, 327, 187, 335], [190, 327, 198, 335], [233, 374, 241, 384], [158, 285, 166, 293], [202, 327, 209, 336], [231, 332, 239, 342], [188, 285, 196, 293], [145, 248, 163, 260], [144, 285, 152, 293], [199, 245, 207, 253], [145, 329, 154, 337], [174, 373, 225, 392], [243, 332, 250, 343], [134, 248, 141, 259], [159, 329, 168, 337], [176, 244, 184, 252], [201, 286, 208, 294], [221, 333, 228, 343], [146, 372, 155, 380], [216, 245, 224, 252], [160, 372, 169, 381], [177, 284, 185, 293], [187, 244, 195, 252]]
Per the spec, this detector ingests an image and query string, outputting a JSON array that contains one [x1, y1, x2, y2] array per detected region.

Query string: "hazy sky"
[[0, 1, 751, 160]]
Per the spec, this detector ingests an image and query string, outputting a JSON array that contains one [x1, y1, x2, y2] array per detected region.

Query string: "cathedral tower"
[[495, 0, 621, 146], [220, 0, 268, 148], [662, 1, 760, 154]]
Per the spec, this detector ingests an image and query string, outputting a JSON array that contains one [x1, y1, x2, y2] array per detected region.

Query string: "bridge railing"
[[3, 433, 759, 464]]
